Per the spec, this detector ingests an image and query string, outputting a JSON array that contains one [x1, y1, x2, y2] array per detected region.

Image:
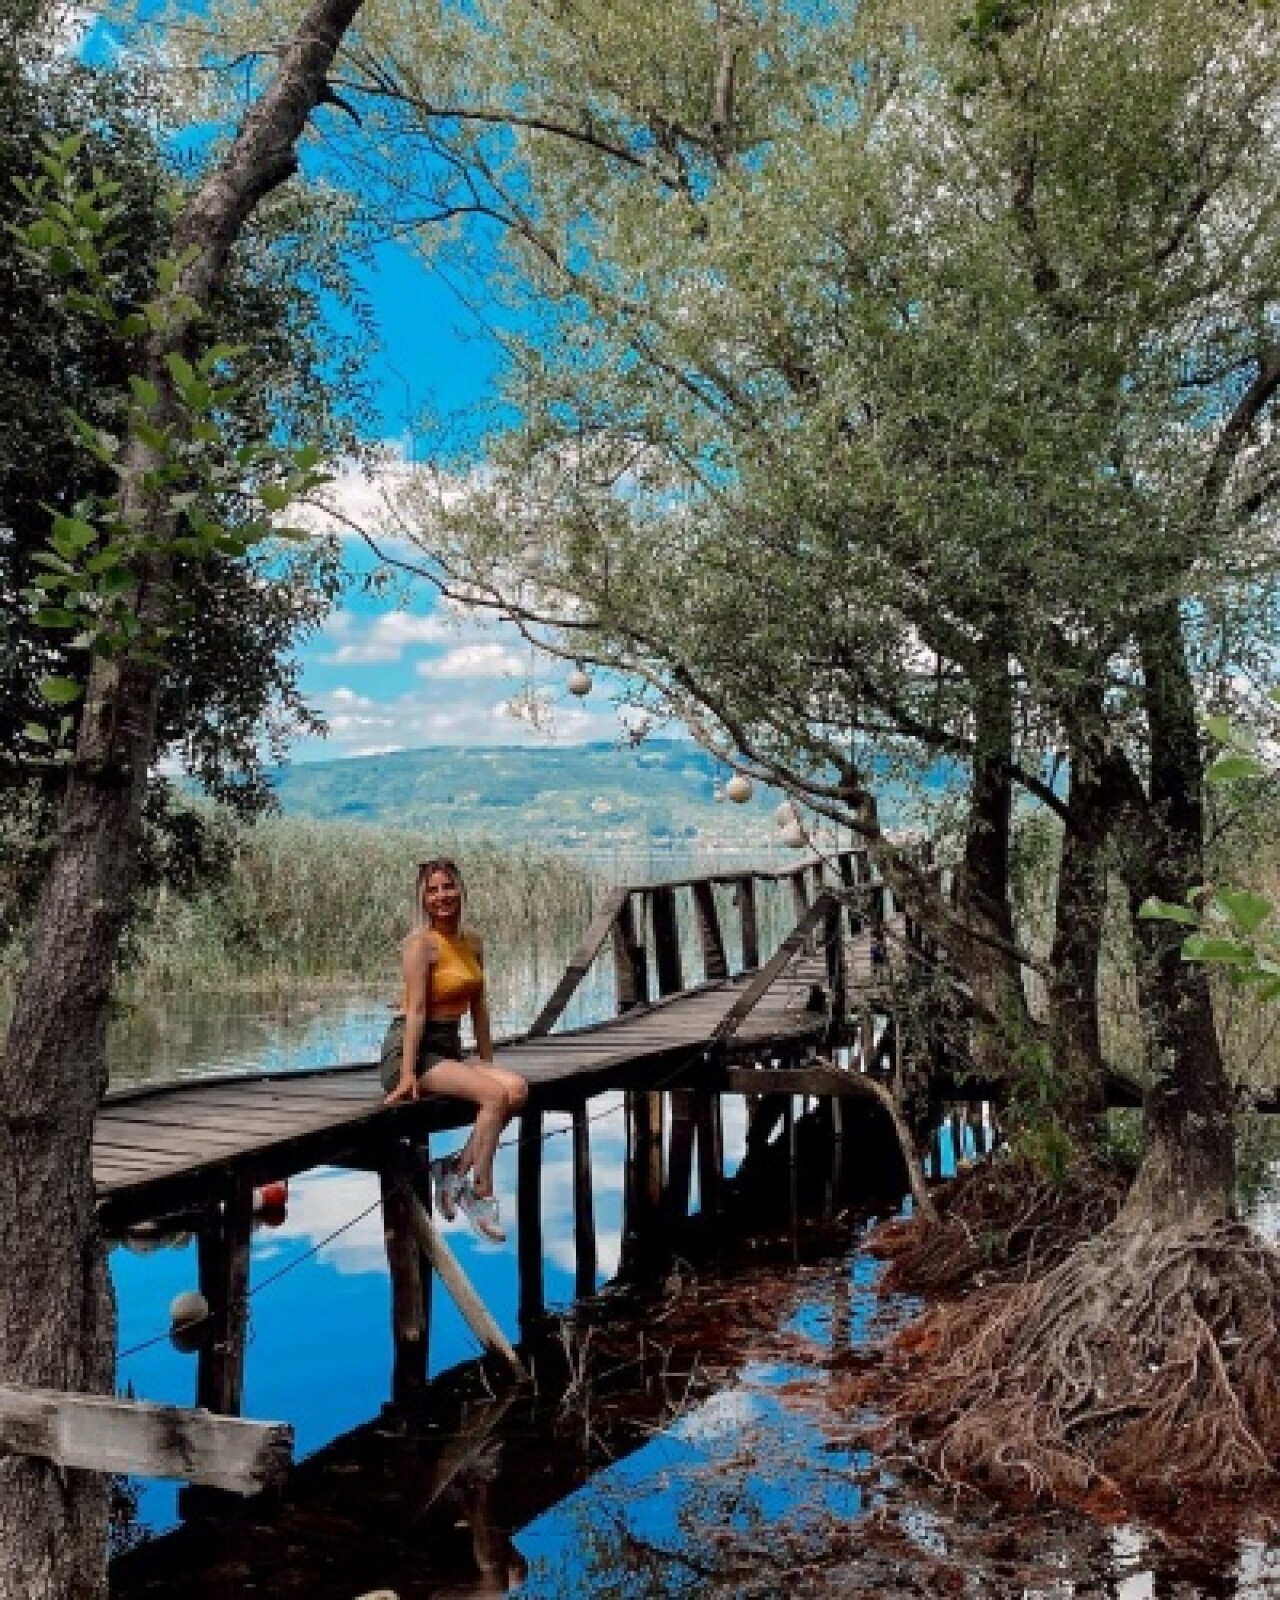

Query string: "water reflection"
[[110, 1087, 1280, 1600], [104, 952, 619, 1089]]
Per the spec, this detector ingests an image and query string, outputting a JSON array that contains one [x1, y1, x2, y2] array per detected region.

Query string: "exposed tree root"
[[869, 1155, 1126, 1296], [884, 1217, 1280, 1500]]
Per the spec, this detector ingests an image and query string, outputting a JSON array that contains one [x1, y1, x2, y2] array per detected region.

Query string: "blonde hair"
[[413, 857, 466, 931]]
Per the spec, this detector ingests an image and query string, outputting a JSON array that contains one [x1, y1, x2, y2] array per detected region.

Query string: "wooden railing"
[[525, 849, 876, 1038]]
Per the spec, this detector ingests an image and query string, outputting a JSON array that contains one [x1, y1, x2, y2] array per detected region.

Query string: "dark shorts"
[[379, 1015, 464, 1092]]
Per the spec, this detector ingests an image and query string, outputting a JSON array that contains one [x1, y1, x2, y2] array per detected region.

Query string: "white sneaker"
[[459, 1185, 506, 1242], [429, 1156, 463, 1222]]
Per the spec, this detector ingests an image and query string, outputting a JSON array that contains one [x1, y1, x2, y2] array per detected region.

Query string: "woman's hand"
[[384, 1072, 420, 1105]]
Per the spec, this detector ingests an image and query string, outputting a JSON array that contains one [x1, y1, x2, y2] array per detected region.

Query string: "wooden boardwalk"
[[95, 858, 898, 1233]]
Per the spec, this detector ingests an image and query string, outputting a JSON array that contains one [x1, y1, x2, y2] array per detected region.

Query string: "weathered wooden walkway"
[[94, 854, 897, 1234]]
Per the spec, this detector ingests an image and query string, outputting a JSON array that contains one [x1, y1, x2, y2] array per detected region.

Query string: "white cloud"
[[293, 448, 422, 550], [417, 643, 525, 681]]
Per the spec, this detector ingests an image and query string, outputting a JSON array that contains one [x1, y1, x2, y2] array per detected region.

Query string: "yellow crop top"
[[402, 928, 484, 1019]]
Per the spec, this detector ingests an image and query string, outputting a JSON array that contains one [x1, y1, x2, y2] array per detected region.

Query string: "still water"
[[103, 947, 1280, 1596]]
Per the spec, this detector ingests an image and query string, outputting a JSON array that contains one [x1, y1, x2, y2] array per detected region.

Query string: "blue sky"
[[289, 190, 635, 759], [80, 3, 636, 763]]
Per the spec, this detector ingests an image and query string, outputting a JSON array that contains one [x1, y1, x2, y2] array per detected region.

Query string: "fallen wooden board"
[[0, 1385, 292, 1494]]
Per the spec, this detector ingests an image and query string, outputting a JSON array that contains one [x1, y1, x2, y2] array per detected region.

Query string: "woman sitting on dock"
[[381, 857, 529, 1242]]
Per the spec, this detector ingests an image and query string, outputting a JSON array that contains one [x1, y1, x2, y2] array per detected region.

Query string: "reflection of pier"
[[95, 851, 927, 1429], [111, 1060, 898, 1599]]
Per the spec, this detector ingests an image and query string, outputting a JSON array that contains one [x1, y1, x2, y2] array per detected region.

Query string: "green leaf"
[[32, 608, 80, 629], [1181, 934, 1253, 965], [1214, 889, 1273, 936], [23, 723, 51, 744], [39, 676, 83, 705], [1204, 713, 1234, 744], [258, 483, 293, 512], [1138, 896, 1199, 927], [1206, 753, 1268, 783]]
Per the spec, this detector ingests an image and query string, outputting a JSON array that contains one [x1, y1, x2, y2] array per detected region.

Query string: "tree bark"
[[0, 5, 365, 1595], [1120, 599, 1235, 1226], [958, 648, 1031, 1079], [1046, 745, 1109, 1133]]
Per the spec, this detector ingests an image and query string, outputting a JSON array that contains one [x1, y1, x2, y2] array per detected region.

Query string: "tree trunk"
[[0, 6, 365, 1594], [1046, 749, 1109, 1134], [959, 650, 1030, 1079], [1121, 600, 1234, 1226]]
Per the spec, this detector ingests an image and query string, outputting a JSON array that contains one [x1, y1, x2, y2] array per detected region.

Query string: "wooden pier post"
[[691, 881, 729, 982], [517, 1110, 545, 1329], [666, 1091, 695, 1222], [650, 884, 682, 996], [572, 1106, 597, 1298], [736, 876, 760, 970], [390, 1175, 528, 1381], [196, 1175, 254, 1417], [379, 1160, 431, 1398], [789, 866, 809, 925], [612, 894, 648, 1013], [785, 1095, 799, 1259], [693, 1092, 724, 1225]]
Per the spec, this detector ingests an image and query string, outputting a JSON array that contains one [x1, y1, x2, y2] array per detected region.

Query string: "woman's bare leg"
[[445, 1064, 530, 1193], [419, 1058, 508, 1194]]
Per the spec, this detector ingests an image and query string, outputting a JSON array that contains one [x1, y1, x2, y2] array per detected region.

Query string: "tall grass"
[[120, 816, 598, 994]]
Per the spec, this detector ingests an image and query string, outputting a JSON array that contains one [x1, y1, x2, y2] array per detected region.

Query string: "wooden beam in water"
[[693, 1092, 724, 1225], [391, 1172, 528, 1381], [196, 1175, 254, 1417], [0, 1386, 291, 1495], [517, 1110, 545, 1329], [572, 1106, 597, 1299], [379, 1164, 429, 1397], [666, 1090, 695, 1221]]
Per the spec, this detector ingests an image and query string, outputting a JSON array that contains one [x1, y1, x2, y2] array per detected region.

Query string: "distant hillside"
[[267, 740, 790, 852]]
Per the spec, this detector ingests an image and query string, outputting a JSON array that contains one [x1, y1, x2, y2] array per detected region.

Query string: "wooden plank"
[[711, 894, 835, 1047], [526, 889, 629, 1037], [0, 1385, 291, 1494], [736, 877, 760, 971]]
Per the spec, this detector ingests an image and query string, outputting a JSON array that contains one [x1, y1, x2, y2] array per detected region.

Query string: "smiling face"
[[422, 865, 464, 927]]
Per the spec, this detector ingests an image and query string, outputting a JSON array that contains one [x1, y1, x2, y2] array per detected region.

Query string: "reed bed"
[[119, 815, 598, 994]]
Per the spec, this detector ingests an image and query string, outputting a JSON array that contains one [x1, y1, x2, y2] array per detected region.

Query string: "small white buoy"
[[566, 667, 593, 697], [169, 1290, 209, 1331], [725, 774, 753, 804], [774, 799, 796, 828], [780, 819, 808, 849]]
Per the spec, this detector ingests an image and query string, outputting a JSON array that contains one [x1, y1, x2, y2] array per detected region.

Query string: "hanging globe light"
[[774, 799, 797, 828], [780, 819, 808, 849], [726, 774, 753, 803], [567, 667, 593, 697]]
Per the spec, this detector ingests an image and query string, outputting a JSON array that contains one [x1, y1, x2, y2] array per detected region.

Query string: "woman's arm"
[[469, 932, 494, 1060], [386, 931, 434, 1103]]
